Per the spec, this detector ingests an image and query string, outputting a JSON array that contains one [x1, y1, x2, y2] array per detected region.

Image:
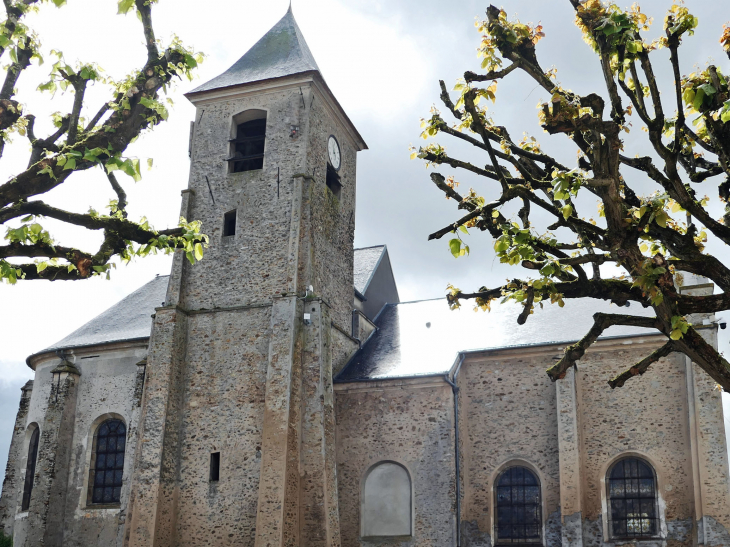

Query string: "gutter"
[[444, 352, 465, 547]]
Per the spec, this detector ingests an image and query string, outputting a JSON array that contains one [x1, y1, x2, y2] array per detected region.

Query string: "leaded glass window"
[[21, 425, 39, 511], [607, 458, 658, 539], [495, 466, 542, 544], [90, 419, 126, 505]]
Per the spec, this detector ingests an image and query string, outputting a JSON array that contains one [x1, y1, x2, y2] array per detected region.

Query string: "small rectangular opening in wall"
[[223, 210, 237, 237], [210, 452, 220, 482], [326, 163, 342, 199]]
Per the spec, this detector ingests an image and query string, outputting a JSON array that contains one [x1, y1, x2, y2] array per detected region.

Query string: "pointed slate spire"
[[189, 6, 321, 95]]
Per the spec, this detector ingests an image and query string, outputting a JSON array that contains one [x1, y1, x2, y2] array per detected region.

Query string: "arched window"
[[89, 419, 126, 505], [361, 461, 411, 537], [495, 466, 542, 544], [607, 457, 658, 539], [21, 424, 39, 511], [229, 110, 266, 173]]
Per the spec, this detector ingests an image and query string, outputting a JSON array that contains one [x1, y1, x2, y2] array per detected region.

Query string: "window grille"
[[21, 426, 39, 511], [495, 466, 542, 544], [90, 419, 126, 505], [607, 458, 658, 539], [230, 118, 266, 172]]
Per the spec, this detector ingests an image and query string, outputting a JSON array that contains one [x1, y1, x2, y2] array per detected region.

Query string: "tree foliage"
[[416, 1, 730, 390], [0, 0, 207, 285]]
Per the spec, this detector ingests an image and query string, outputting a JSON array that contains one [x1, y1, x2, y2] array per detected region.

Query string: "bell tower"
[[123, 8, 366, 547]]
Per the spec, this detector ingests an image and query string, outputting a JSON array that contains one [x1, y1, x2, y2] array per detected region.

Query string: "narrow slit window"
[[231, 118, 266, 172], [210, 452, 220, 482], [21, 426, 40, 511], [223, 210, 236, 237], [325, 163, 341, 198]]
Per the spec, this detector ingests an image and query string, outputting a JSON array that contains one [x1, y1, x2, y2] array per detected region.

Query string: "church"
[[2, 7, 730, 547]]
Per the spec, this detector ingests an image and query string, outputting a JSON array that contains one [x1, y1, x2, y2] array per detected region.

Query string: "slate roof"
[[188, 7, 321, 95], [335, 297, 661, 382], [32, 275, 168, 359], [353, 245, 385, 295]]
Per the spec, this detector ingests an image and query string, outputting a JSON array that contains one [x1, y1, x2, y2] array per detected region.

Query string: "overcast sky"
[[1, 0, 729, 476]]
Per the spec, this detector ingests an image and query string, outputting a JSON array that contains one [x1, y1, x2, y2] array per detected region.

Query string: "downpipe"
[[444, 353, 465, 547]]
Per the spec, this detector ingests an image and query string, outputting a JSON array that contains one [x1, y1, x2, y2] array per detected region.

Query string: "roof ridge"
[[354, 244, 386, 251]]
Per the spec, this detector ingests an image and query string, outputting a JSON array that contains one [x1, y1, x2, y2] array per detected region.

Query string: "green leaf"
[[693, 88, 705, 111], [194, 242, 203, 261], [117, 0, 134, 14], [670, 328, 684, 340], [699, 83, 716, 96], [186, 251, 195, 265], [494, 237, 510, 253], [62, 157, 76, 171], [449, 238, 462, 258], [458, 225, 469, 235], [146, 157, 153, 170], [561, 204, 573, 220]]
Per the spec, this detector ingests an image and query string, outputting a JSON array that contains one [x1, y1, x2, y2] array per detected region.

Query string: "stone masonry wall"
[[458, 348, 561, 547], [60, 344, 148, 547], [576, 342, 695, 546], [173, 308, 271, 546], [0, 380, 32, 537], [181, 85, 310, 310], [301, 85, 357, 330], [334, 378, 456, 547]]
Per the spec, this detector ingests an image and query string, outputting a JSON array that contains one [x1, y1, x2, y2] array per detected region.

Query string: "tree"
[[0, 0, 207, 285], [415, 1, 730, 390]]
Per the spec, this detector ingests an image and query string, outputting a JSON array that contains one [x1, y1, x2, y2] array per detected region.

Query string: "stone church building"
[[3, 8, 730, 547]]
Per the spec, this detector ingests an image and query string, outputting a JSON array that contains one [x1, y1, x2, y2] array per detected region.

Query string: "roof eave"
[[184, 72, 367, 152], [26, 336, 151, 370]]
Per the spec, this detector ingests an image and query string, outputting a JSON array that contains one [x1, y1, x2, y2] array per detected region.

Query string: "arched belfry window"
[[361, 461, 412, 538], [495, 466, 542, 544], [21, 424, 40, 511], [607, 457, 658, 539], [88, 418, 126, 505], [229, 110, 266, 173]]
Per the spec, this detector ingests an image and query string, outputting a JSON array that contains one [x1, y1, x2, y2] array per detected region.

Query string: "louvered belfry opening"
[[231, 118, 266, 173]]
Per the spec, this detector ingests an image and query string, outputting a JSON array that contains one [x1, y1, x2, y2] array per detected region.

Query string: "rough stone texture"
[[0, 380, 32, 537], [557, 368, 584, 546], [60, 345, 148, 547], [25, 366, 80, 547], [5, 16, 730, 546], [578, 343, 693, 545], [123, 70, 362, 547], [334, 377, 456, 547], [459, 346, 561, 545], [124, 307, 190, 546]]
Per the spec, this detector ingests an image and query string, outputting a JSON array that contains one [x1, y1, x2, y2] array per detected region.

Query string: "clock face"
[[328, 136, 341, 171]]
